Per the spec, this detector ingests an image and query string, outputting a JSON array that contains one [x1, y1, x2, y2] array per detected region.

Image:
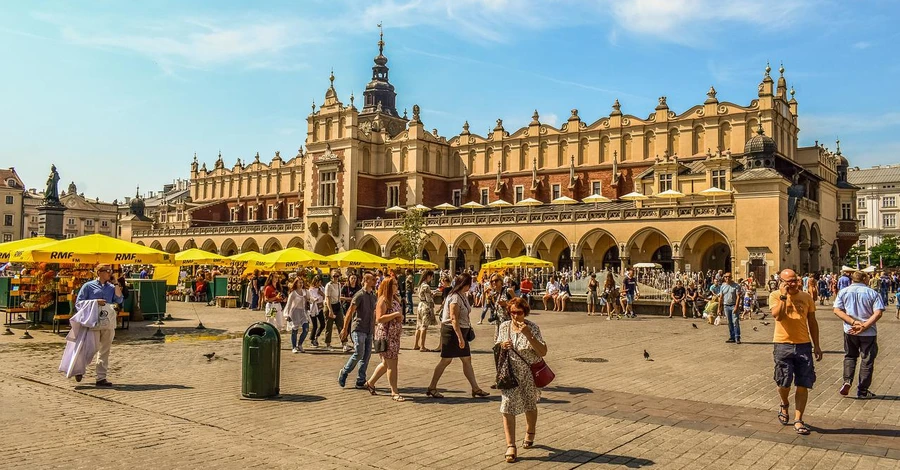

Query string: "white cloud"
[[542, 113, 559, 127], [853, 41, 872, 49], [801, 112, 900, 136], [34, 11, 322, 72]]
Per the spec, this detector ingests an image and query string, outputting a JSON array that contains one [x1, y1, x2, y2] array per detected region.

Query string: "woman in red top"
[[263, 273, 285, 332]]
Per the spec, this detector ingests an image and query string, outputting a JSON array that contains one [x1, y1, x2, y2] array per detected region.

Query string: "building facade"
[[129, 34, 860, 279], [0, 168, 26, 242], [23, 181, 119, 239], [849, 164, 900, 253]]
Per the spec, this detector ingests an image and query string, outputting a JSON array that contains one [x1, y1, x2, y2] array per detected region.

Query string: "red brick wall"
[[466, 166, 648, 203], [355, 175, 407, 219], [421, 177, 455, 207]]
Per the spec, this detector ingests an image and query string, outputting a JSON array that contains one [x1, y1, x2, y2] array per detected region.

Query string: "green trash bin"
[[241, 322, 281, 398]]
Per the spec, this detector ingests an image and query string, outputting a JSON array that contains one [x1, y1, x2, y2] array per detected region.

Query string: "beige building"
[[0, 168, 26, 242], [848, 164, 900, 253], [23, 181, 118, 239], [129, 34, 860, 278]]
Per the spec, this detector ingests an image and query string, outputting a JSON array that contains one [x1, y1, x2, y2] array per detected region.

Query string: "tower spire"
[[378, 22, 384, 55], [360, 25, 399, 117]]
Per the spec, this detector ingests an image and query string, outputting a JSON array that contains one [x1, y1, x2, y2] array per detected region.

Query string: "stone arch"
[[577, 228, 618, 272], [286, 237, 303, 249], [135, 241, 146, 246], [520, 144, 529, 172], [454, 231, 486, 272], [262, 237, 282, 254], [384, 233, 404, 258], [483, 147, 493, 174], [314, 234, 337, 256], [165, 240, 180, 254], [468, 150, 476, 175], [200, 239, 217, 254], [719, 121, 732, 152], [241, 237, 260, 254], [533, 230, 570, 269], [150, 240, 163, 251], [491, 230, 527, 260], [421, 233, 449, 269], [626, 227, 672, 270], [600, 135, 610, 163], [422, 146, 430, 173], [682, 226, 732, 273], [182, 239, 197, 251], [357, 235, 382, 256], [579, 137, 588, 165], [809, 223, 822, 272], [220, 238, 238, 256], [623, 134, 633, 160], [745, 118, 759, 143], [693, 125, 705, 155], [798, 221, 811, 274]]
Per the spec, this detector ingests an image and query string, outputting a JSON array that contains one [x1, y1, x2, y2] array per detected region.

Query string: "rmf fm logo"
[[50, 252, 74, 260], [114, 253, 137, 262]]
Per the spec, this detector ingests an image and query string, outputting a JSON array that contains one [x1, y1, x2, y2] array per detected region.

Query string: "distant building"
[[23, 181, 118, 239], [848, 164, 900, 254], [129, 33, 860, 277], [0, 168, 26, 242]]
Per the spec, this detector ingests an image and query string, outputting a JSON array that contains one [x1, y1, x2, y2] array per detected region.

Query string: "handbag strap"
[[508, 321, 535, 365]]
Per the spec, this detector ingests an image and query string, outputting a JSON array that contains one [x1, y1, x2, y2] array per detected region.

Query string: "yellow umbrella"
[[0, 236, 56, 262], [228, 251, 265, 269], [505, 255, 554, 268], [388, 257, 438, 270], [249, 247, 331, 271], [327, 249, 398, 269], [11, 233, 171, 265], [174, 248, 230, 266], [621, 191, 649, 201]]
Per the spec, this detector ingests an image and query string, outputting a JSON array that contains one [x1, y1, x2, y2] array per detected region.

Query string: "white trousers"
[[91, 328, 115, 380]]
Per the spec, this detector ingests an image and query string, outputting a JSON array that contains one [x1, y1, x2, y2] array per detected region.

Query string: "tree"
[[394, 210, 433, 262], [844, 242, 867, 267], [868, 235, 900, 269]]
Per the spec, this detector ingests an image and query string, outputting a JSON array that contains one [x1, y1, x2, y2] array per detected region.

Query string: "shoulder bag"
[[494, 346, 519, 390], [510, 323, 555, 388]]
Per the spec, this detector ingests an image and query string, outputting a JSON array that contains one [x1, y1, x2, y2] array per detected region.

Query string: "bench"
[[53, 311, 131, 334]]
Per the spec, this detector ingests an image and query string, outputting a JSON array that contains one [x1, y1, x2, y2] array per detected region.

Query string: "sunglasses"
[[509, 309, 525, 315]]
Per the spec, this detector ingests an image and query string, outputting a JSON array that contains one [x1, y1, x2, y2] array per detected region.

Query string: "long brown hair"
[[377, 276, 397, 300], [604, 272, 615, 290], [447, 272, 473, 298]]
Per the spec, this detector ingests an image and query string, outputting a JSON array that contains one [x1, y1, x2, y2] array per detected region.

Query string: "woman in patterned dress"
[[365, 277, 406, 401], [496, 297, 548, 463], [414, 270, 438, 352]]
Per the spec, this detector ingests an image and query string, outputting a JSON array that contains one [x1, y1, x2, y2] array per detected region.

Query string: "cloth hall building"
[[127, 34, 860, 279]]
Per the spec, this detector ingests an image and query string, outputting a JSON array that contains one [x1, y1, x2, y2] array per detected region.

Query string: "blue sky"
[[2, 0, 899, 202]]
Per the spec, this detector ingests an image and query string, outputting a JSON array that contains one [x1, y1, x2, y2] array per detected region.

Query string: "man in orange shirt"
[[768, 268, 822, 436]]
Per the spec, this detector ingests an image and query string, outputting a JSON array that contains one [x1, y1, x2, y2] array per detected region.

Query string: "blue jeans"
[[341, 331, 372, 386], [406, 290, 414, 319], [250, 291, 259, 310], [290, 323, 309, 349], [725, 305, 740, 340]]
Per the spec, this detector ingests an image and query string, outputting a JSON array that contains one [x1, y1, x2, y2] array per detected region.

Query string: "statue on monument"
[[43, 164, 61, 205]]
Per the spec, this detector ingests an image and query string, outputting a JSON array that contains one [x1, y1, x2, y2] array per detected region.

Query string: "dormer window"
[[658, 174, 673, 193], [6, 179, 15, 187]]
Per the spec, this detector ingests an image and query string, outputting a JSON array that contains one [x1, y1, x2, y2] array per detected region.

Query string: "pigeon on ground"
[[753, 326, 759, 332], [761, 321, 771, 326], [692, 323, 698, 329], [760, 313, 768, 320], [643, 350, 651, 361], [203, 352, 216, 361]]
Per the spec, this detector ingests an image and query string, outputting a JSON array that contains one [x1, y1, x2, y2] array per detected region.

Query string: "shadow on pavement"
[[809, 425, 900, 437], [543, 385, 593, 394], [519, 446, 655, 467], [75, 383, 194, 391], [275, 394, 327, 403]]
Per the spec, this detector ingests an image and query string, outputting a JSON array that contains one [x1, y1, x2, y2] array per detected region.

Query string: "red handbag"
[[511, 346, 555, 388]]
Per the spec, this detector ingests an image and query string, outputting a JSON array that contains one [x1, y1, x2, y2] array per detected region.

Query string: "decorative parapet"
[[133, 221, 305, 238]]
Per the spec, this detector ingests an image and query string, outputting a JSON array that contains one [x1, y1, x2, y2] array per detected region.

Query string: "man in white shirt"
[[542, 277, 560, 311], [324, 271, 348, 351]]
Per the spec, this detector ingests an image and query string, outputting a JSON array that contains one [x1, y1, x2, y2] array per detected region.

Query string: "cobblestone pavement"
[[2, 301, 899, 469]]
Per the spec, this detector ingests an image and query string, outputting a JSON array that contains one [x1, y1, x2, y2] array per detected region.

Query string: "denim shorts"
[[773, 343, 816, 389]]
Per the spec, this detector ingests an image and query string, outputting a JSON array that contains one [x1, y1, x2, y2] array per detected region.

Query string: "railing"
[[307, 206, 341, 217], [798, 198, 820, 215], [133, 221, 305, 238], [356, 203, 735, 230], [837, 220, 859, 235]]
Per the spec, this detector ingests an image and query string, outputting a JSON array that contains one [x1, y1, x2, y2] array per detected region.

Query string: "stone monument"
[[37, 164, 66, 240]]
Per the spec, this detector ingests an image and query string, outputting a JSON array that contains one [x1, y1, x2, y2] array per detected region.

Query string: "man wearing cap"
[[74, 264, 124, 387]]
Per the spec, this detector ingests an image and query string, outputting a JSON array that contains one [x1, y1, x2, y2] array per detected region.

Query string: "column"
[[620, 256, 630, 275], [673, 256, 684, 273]]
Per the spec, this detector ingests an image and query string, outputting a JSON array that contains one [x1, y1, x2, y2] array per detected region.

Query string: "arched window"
[[556, 140, 563, 167], [503, 145, 511, 171], [338, 118, 345, 138], [644, 131, 656, 160], [384, 150, 392, 174], [422, 147, 430, 173], [745, 118, 758, 143], [719, 122, 732, 152], [436, 150, 444, 175], [484, 147, 493, 174], [325, 118, 332, 141], [538, 141, 547, 168], [623, 134, 632, 160], [519, 144, 528, 170], [579, 138, 588, 165], [668, 129, 679, 156], [468, 150, 476, 175], [362, 148, 371, 173], [600, 136, 609, 163], [400, 147, 408, 173], [692, 126, 705, 155]]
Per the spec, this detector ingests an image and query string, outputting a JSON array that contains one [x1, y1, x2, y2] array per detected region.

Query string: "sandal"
[[364, 382, 377, 396], [419, 348, 432, 352], [392, 394, 406, 402], [472, 389, 490, 398], [794, 420, 810, 435], [522, 431, 535, 449], [505, 445, 517, 463], [426, 388, 444, 399], [777, 404, 790, 425]]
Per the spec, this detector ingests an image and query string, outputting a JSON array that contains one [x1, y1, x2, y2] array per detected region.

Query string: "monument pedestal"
[[37, 204, 66, 240]]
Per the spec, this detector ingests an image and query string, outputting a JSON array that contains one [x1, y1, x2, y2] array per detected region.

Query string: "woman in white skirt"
[[263, 273, 285, 331], [414, 270, 438, 352], [283, 277, 310, 352]]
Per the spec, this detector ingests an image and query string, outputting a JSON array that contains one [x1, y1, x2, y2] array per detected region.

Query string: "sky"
[[1, 0, 899, 202]]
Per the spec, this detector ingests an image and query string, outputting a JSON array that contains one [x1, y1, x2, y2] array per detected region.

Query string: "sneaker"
[[325, 345, 333, 352], [354, 383, 366, 389], [839, 382, 851, 396], [342, 345, 353, 353], [95, 379, 113, 387], [338, 370, 347, 388], [725, 339, 736, 343], [292, 348, 299, 354], [298, 347, 305, 353], [735, 339, 741, 344], [857, 390, 876, 399]]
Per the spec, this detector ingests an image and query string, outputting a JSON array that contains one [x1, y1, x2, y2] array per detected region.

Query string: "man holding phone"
[[768, 268, 822, 436]]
